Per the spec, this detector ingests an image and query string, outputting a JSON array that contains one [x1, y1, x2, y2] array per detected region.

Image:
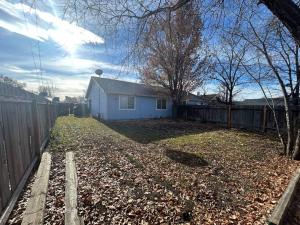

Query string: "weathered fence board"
[[65, 152, 83, 225], [0, 157, 37, 225], [21, 152, 51, 225], [0, 103, 10, 215], [0, 82, 87, 222], [179, 105, 300, 132], [268, 168, 300, 225], [0, 83, 66, 223]]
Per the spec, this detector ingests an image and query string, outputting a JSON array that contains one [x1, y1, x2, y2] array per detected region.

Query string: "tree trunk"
[[293, 129, 300, 160], [172, 102, 179, 120], [295, 65, 300, 105], [284, 103, 294, 156], [228, 89, 233, 105], [260, 0, 300, 45], [295, 46, 300, 106]]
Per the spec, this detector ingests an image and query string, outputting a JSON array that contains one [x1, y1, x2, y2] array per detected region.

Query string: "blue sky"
[[0, 0, 273, 100], [0, 0, 139, 98]]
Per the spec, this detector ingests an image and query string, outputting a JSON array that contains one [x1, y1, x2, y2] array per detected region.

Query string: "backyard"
[[8, 116, 300, 224]]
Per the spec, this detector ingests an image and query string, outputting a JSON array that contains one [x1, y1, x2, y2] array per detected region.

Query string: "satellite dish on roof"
[[95, 69, 103, 76]]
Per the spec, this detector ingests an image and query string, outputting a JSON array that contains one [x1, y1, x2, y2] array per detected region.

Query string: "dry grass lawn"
[[7, 116, 300, 225]]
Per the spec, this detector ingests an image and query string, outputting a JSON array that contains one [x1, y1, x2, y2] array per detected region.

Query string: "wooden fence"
[[0, 83, 59, 222], [178, 105, 300, 132]]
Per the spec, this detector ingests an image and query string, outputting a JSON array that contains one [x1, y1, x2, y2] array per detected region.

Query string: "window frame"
[[156, 98, 167, 110], [119, 95, 136, 110]]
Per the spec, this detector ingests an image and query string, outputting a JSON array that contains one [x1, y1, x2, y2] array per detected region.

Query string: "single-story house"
[[86, 76, 173, 120]]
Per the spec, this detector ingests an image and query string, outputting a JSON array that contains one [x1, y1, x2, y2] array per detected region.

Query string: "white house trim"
[[156, 97, 167, 110]]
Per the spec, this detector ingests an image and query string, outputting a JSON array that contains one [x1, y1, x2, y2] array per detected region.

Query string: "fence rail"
[[178, 105, 300, 132]]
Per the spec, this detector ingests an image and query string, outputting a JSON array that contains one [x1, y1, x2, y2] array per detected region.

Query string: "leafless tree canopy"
[[138, 2, 210, 109], [212, 32, 248, 105], [63, 0, 300, 45], [38, 83, 57, 97], [0, 75, 26, 89], [235, 12, 300, 159]]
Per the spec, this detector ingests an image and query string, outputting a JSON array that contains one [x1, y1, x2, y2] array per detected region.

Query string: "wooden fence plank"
[[65, 152, 83, 225], [268, 168, 300, 225], [1, 103, 20, 190], [0, 157, 37, 225], [262, 106, 267, 132], [0, 103, 11, 215], [31, 100, 41, 159], [0, 83, 58, 221], [179, 105, 300, 132], [21, 152, 51, 225]]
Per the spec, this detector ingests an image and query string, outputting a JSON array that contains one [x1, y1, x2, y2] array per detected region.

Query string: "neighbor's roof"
[[238, 97, 284, 106], [198, 94, 219, 102], [86, 76, 169, 98]]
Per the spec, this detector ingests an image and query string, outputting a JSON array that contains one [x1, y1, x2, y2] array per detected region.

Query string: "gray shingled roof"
[[89, 77, 169, 97]]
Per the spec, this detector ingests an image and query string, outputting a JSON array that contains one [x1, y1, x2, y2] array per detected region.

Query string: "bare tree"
[[258, 0, 300, 45], [212, 32, 247, 105], [237, 14, 300, 159], [38, 82, 57, 97], [63, 0, 300, 45], [0, 75, 26, 89], [139, 2, 210, 117]]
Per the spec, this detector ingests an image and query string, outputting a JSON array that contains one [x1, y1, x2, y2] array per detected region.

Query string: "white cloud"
[[46, 56, 135, 74], [4, 65, 42, 74], [0, 0, 104, 53], [0, 19, 47, 41], [23, 73, 139, 99]]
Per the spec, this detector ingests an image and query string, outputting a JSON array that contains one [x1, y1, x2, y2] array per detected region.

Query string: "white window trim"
[[156, 98, 167, 110], [119, 95, 136, 110]]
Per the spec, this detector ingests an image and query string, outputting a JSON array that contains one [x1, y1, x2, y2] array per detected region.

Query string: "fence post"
[[185, 106, 188, 120], [262, 105, 268, 132], [227, 105, 232, 129], [31, 99, 41, 159]]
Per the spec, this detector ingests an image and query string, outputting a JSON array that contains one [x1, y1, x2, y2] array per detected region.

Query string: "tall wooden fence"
[[0, 83, 59, 220], [178, 105, 300, 132]]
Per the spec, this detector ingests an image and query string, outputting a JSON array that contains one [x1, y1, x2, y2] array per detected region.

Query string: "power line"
[[33, 2, 44, 86], [20, 0, 44, 86], [20, 0, 41, 86]]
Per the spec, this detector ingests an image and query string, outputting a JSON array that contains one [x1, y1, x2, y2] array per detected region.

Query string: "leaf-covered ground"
[[7, 116, 300, 224]]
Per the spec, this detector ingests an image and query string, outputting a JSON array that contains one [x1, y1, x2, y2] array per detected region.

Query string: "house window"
[[156, 98, 167, 110], [119, 96, 135, 110]]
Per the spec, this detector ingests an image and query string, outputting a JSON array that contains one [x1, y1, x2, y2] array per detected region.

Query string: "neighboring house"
[[52, 97, 60, 103], [183, 93, 221, 106], [183, 94, 205, 105], [85, 77, 173, 120]]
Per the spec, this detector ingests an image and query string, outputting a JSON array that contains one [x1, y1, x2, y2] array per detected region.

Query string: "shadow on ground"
[[165, 149, 209, 167], [104, 119, 223, 144], [103, 119, 279, 145]]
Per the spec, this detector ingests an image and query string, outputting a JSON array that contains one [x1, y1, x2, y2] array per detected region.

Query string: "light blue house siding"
[[106, 94, 172, 120], [88, 82, 108, 120], [86, 77, 174, 121]]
